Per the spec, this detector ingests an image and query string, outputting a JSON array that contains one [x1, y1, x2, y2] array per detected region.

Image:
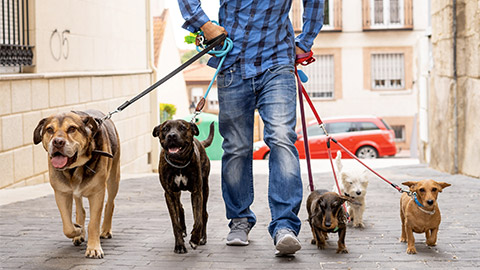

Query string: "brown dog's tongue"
[[51, 156, 68, 168]]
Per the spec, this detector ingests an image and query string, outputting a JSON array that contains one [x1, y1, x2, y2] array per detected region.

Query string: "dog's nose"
[[53, 138, 65, 148], [167, 133, 178, 140], [427, 200, 434, 205], [325, 221, 331, 227], [356, 191, 362, 195]]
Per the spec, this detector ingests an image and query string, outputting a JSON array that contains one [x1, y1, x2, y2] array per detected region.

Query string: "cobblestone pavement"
[[0, 161, 479, 269]]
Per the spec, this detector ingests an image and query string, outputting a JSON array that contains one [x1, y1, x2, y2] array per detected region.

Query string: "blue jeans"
[[217, 62, 303, 238]]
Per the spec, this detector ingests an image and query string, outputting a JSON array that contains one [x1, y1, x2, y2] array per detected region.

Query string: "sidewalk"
[[1, 159, 479, 269]]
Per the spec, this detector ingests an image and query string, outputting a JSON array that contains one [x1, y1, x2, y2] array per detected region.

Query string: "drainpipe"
[[452, 0, 458, 174], [146, 0, 160, 171]]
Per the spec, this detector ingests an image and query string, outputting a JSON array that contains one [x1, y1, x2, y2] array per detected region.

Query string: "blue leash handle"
[[196, 21, 233, 100]]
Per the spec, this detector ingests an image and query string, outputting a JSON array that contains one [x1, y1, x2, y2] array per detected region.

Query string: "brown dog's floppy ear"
[[402, 181, 418, 191], [82, 115, 99, 136], [339, 195, 356, 205], [33, 118, 47, 145], [152, 125, 161, 138], [437, 182, 451, 192], [190, 122, 199, 136]]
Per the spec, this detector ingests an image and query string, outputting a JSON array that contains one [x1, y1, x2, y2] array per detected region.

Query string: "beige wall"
[[0, 0, 159, 188], [30, 0, 148, 73], [0, 73, 153, 189], [426, 0, 480, 178]]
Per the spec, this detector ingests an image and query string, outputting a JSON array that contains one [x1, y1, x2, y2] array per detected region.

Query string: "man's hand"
[[200, 21, 228, 41], [295, 46, 306, 56]]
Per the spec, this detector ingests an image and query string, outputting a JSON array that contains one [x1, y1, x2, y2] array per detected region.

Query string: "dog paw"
[[426, 241, 437, 246], [311, 239, 316, 245], [406, 247, 417, 254], [73, 236, 85, 246], [85, 245, 104, 259], [336, 248, 349, 254], [353, 222, 365, 228], [317, 244, 326, 250], [174, 244, 188, 254], [399, 237, 407, 243], [189, 240, 198, 250], [199, 237, 207, 245], [100, 231, 113, 239]]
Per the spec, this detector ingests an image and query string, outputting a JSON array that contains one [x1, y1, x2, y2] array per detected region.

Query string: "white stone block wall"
[[0, 72, 154, 189]]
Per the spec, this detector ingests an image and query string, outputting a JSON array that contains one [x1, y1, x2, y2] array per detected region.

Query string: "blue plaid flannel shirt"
[[178, 0, 324, 79]]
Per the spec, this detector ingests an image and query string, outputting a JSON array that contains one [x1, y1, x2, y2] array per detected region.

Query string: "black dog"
[[306, 189, 354, 253], [152, 120, 214, 253]]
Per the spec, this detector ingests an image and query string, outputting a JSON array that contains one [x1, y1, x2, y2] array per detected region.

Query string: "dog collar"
[[412, 192, 436, 215], [164, 154, 191, 169]]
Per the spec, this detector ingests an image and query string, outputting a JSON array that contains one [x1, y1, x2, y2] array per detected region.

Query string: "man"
[[178, 0, 324, 256]]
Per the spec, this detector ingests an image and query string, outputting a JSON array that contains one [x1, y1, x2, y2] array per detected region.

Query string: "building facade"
[[0, 0, 175, 188], [292, 0, 425, 153]]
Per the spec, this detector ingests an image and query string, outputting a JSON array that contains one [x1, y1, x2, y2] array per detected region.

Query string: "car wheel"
[[356, 146, 378, 159], [263, 152, 270, 160]]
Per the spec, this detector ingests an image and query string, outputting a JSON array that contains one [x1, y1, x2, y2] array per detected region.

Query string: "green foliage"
[[181, 50, 210, 64], [159, 103, 177, 122]]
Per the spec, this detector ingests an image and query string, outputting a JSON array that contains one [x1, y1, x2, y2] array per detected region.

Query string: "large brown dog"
[[152, 120, 214, 254], [33, 110, 120, 259], [400, 179, 451, 254], [306, 189, 354, 253]]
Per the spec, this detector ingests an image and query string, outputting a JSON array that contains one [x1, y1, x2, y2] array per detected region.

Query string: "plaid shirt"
[[178, 0, 324, 79]]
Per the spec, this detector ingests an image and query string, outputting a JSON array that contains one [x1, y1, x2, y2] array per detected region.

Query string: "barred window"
[[290, 0, 340, 31], [191, 87, 203, 106], [371, 53, 405, 90], [391, 125, 405, 142], [371, 0, 404, 28], [0, 0, 33, 70], [207, 87, 219, 111], [301, 54, 335, 99]]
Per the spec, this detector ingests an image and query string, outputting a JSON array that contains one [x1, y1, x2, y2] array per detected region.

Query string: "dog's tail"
[[201, 122, 215, 148], [335, 150, 343, 172]]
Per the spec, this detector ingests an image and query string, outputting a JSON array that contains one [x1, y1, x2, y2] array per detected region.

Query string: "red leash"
[[295, 51, 409, 195]]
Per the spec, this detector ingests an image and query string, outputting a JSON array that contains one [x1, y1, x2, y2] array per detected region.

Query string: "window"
[[371, 53, 405, 89], [301, 54, 335, 99], [363, 47, 412, 91], [0, 0, 33, 71], [207, 87, 219, 111], [362, 0, 413, 30], [391, 125, 405, 142], [191, 87, 203, 106], [326, 122, 351, 134], [355, 122, 380, 131], [290, 0, 342, 32]]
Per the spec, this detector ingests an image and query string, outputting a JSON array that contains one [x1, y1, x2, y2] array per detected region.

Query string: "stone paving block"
[[0, 164, 479, 269]]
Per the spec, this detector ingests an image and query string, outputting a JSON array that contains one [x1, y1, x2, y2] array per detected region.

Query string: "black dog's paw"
[[174, 244, 188, 254], [199, 237, 207, 245], [311, 238, 316, 245]]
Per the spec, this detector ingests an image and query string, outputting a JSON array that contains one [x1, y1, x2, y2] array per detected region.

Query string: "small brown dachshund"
[[400, 179, 451, 254], [306, 189, 355, 253]]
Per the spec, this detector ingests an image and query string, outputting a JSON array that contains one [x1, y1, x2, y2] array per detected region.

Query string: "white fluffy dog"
[[334, 151, 369, 228]]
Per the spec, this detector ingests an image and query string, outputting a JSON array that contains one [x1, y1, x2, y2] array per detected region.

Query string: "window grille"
[[301, 54, 335, 99], [0, 0, 33, 67], [207, 87, 219, 110], [191, 87, 203, 106], [391, 125, 405, 142], [371, 53, 404, 89], [290, 0, 339, 31], [370, 0, 404, 28]]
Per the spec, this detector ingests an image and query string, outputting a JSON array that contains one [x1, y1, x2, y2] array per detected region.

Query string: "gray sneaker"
[[226, 218, 251, 246], [274, 228, 301, 256]]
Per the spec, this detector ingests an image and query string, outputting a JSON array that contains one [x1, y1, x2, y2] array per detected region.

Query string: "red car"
[[253, 116, 397, 159]]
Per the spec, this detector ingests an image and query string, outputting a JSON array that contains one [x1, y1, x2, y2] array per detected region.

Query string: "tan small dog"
[[399, 179, 451, 254], [33, 110, 120, 259]]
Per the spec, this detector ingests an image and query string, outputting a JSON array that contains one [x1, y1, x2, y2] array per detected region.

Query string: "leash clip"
[[103, 109, 120, 121]]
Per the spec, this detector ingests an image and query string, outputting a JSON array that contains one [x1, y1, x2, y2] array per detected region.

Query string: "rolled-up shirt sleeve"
[[295, 0, 325, 52], [178, 0, 210, 33]]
